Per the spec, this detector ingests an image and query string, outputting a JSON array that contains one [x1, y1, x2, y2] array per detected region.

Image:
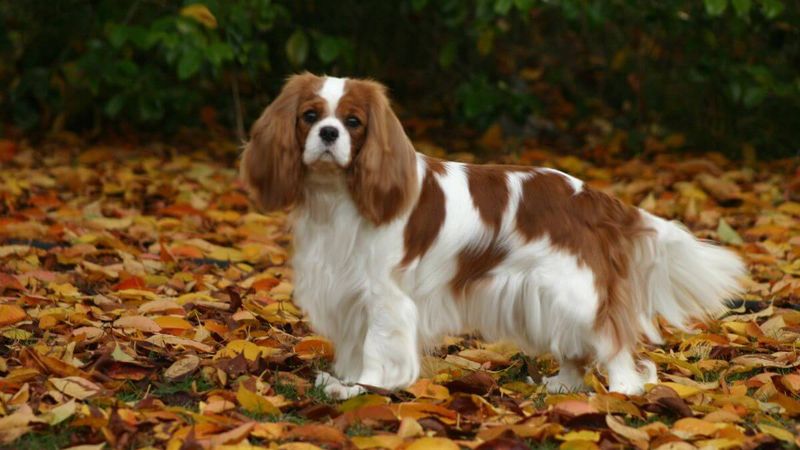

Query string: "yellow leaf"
[[605, 415, 649, 443], [2, 329, 33, 340], [50, 376, 101, 400], [338, 394, 390, 413], [44, 399, 77, 425], [351, 435, 403, 449], [558, 430, 600, 442], [113, 315, 162, 333], [659, 382, 701, 398], [50, 282, 81, 298], [180, 4, 217, 29], [116, 289, 158, 300], [153, 316, 194, 330], [208, 246, 244, 262], [405, 437, 459, 450], [405, 378, 450, 400], [672, 417, 721, 438], [177, 292, 217, 304], [757, 423, 795, 443], [559, 441, 600, 450], [220, 339, 279, 361], [692, 438, 741, 449], [146, 334, 214, 353], [717, 218, 744, 245], [87, 216, 132, 230], [237, 384, 279, 415], [164, 355, 200, 380], [62, 444, 107, 450], [110, 344, 137, 363]]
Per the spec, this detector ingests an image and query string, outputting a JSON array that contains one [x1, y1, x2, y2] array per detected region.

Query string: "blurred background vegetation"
[[1, 0, 798, 158]]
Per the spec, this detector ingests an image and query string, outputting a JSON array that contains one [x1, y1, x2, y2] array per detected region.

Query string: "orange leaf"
[[0, 274, 24, 292], [0, 305, 26, 327], [153, 316, 194, 331], [294, 337, 334, 360]]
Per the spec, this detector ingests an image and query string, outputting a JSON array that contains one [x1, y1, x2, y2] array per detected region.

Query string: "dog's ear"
[[240, 73, 319, 211], [347, 80, 418, 224]]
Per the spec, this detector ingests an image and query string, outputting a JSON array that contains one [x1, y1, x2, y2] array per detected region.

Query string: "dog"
[[240, 73, 744, 398]]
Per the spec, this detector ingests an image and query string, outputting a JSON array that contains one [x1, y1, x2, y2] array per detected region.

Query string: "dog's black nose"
[[319, 126, 339, 143]]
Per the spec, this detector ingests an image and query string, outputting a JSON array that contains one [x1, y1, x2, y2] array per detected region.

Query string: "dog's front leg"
[[357, 285, 421, 391], [315, 285, 420, 399]]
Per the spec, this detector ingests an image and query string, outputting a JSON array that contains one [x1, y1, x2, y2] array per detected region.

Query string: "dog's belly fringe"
[[403, 211, 744, 362]]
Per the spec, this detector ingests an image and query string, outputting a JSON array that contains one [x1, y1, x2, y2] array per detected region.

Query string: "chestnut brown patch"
[[450, 242, 509, 295], [466, 165, 510, 233], [423, 156, 448, 175], [240, 72, 322, 212], [516, 171, 650, 351], [344, 79, 418, 225], [401, 168, 446, 266], [335, 85, 369, 159]]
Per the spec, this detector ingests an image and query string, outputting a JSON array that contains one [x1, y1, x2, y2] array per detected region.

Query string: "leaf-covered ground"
[[0, 139, 799, 450]]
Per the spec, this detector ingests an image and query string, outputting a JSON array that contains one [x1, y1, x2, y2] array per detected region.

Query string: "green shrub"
[[1, 0, 798, 157]]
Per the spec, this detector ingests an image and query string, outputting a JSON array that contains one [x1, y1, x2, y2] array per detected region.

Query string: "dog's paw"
[[315, 371, 366, 399]]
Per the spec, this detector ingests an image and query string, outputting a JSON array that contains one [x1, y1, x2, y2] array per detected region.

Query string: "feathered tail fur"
[[635, 212, 746, 343]]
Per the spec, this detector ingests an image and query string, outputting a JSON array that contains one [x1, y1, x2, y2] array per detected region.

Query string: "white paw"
[[542, 373, 587, 393], [607, 360, 656, 396], [640, 360, 658, 385], [358, 356, 419, 391], [608, 371, 645, 395], [608, 380, 644, 396], [315, 371, 366, 399]]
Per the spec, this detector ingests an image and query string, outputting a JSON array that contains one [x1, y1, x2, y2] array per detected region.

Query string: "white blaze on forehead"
[[318, 77, 347, 116]]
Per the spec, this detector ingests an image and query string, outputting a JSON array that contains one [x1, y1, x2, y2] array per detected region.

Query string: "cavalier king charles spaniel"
[[240, 73, 744, 398]]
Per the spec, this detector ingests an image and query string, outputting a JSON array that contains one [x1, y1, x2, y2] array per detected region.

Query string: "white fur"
[[303, 77, 351, 167], [293, 153, 744, 398]]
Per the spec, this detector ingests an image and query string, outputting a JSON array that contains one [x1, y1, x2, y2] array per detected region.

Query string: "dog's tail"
[[635, 212, 745, 343]]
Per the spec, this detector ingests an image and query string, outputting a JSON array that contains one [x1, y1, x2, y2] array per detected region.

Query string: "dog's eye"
[[302, 110, 318, 124], [345, 116, 361, 128]]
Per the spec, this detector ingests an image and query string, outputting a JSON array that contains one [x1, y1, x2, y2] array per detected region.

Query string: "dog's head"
[[240, 73, 418, 224]]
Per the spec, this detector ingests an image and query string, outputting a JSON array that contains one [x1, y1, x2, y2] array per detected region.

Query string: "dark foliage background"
[[1, 0, 798, 157]]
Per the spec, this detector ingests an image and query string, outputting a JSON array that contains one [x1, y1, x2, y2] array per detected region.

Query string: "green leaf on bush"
[[514, 0, 535, 11], [286, 30, 309, 67], [704, 0, 728, 16], [438, 40, 457, 68], [105, 94, 126, 117], [108, 25, 128, 48], [316, 36, 341, 64], [477, 29, 494, 55], [411, 0, 428, 12], [732, 0, 752, 17], [495, 0, 513, 15], [760, 0, 784, 19], [177, 51, 202, 79]]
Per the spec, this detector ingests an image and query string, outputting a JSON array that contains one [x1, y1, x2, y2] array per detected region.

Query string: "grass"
[[345, 422, 373, 437], [272, 376, 300, 401], [525, 439, 560, 449], [2, 426, 81, 450], [115, 376, 214, 409], [152, 375, 213, 397], [625, 413, 677, 428], [307, 383, 332, 404], [239, 409, 308, 424]]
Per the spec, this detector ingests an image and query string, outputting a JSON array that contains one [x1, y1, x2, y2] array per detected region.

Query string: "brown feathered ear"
[[240, 73, 319, 211], [347, 81, 418, 224]]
